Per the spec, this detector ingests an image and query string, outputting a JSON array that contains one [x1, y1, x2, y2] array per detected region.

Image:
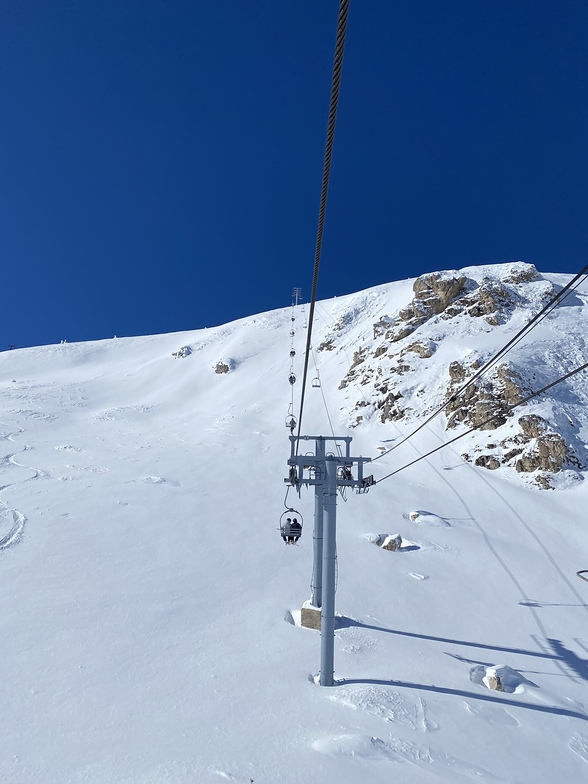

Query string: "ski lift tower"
[[285, 434, 373, 686]]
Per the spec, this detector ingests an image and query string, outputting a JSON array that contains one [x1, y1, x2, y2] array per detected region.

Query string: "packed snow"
[[1, 264, 588, 783]]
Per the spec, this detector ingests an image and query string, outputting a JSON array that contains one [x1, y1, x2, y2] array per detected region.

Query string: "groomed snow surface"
[[2, 266, 588, 783]]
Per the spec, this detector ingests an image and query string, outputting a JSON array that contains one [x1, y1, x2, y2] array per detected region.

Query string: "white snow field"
[[2, 264, 588, 783]]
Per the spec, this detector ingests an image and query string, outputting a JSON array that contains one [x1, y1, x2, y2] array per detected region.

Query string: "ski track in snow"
[[312, 732, 505, 781], [569, 734, 588, 764], [462, 700, 520, 727], [327, 683, 417, 726], [0, 503, 26, 551], [0, 425, 33, 551]]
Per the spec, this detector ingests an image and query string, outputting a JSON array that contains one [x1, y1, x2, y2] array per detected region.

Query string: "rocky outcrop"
[[381, 534, 403, 551], [338, 347, 368, 389], [445, 361, 526, 431], [504, 263, 539, 284], [332, 263, 582, 486], [368, 264, 552, 350], [463, 413, 582, 487], [373, 315, 395, 340], [484, 673, 505, 692], [457, 279, 512, 326], [374, 534, 403, 551], [215, 358, 238, 374], [474, 454, 501, 470], [376, 391, 404, 423], [400, 272, 468, 324], [514, 416, 572, 473], [404, 340, 436, 358], [445, 361, 580, 482], [317, 338, 335, 351]]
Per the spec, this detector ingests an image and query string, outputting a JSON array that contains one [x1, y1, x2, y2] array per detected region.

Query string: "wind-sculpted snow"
[[1, 265, 588, 783]]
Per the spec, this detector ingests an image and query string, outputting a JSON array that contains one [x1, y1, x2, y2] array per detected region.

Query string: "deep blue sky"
[[2, 0, 588, 348]]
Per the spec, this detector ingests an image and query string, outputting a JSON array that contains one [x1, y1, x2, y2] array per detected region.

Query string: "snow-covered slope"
[[2, 263, 588, 784]]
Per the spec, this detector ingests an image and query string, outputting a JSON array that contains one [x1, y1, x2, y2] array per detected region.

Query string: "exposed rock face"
[[445, 361, 526, 431], [504, 263, 539, 284], [388, 324, 416, 343], [458, 279, 512, 326], [463, 413, 581, 486], [514, 416, 572, 473], [214, 361, 231, 374], [317, 338, 335, 351], [331, 262, 582, 487], [373, 316, 394, 340], [401, 272, 468, 324], [475, 455, 501, 470], [404, 340, 435, 358], [374, 534, 403, 551], [376, 391, 404, 423], [370, 264, 553, 348], [484, 673, 505, 692], [338, 348, 368, 389]]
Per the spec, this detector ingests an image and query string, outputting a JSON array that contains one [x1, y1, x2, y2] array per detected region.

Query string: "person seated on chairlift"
[[282, 517, 302, 544], [289, 517, 302, 544], [282, 518, 290, 542], [282, 518, 291, 543]]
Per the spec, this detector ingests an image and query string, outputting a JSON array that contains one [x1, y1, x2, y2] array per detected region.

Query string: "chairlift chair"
[[280, 509, 303, 544], [311, 376, 321, 388]]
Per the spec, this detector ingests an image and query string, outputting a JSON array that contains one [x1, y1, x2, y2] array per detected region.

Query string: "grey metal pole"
[[320, 456, 338, 686], [310, 438, 325, 608]]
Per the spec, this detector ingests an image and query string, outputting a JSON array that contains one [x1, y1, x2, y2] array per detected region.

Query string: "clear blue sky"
[[2, 0, 587, 348]]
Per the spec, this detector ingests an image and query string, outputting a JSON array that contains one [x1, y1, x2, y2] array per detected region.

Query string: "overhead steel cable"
[[371, 263, 588, 464], [296, 0, 350, 454], [375, 359, 588, 483]]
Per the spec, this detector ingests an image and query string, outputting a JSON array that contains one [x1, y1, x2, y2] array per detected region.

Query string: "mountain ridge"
[[2, 263, 588, 783]]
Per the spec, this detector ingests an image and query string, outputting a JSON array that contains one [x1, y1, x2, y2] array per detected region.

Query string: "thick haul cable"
[[296, 0, 350, 452]]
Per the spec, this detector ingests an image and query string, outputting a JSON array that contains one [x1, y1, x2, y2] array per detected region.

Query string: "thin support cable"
[[296, 0, 350, 452], [310, 344, 338, 441], [375, 360, 588, 483]]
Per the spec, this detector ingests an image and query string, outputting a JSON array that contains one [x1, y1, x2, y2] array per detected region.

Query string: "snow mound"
[[405, 510, 450, 527], [469, 664, 536, 693]]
